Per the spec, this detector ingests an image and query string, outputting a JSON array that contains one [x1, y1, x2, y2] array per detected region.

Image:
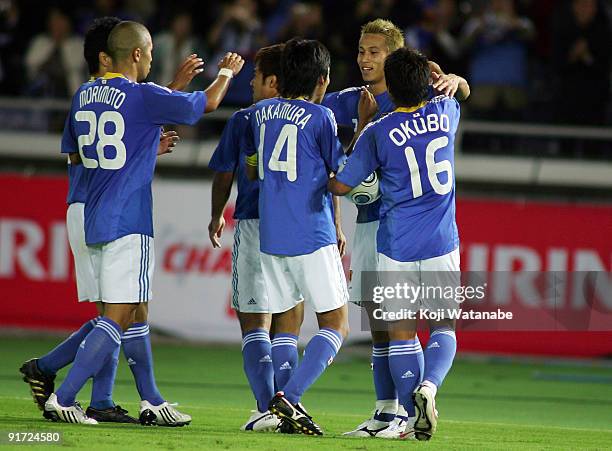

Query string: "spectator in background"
[[405, 0, 464, 75], [24, 8, 85, 97], [75, 0, 135, 35], [551, 0, 611, 125], [0, 0, 27, 95], [461, 0, 535, 120], [151, 11, 207, 91], [259, 0, 297, 43], [277, 2, 324, 42], [207, 0, 262, 104]]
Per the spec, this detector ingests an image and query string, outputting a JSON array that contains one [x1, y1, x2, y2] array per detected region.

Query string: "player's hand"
[[432, 72, 460, 98], [358, 87, 378, 124], [168, 54, 204, 91], [336, 225, 347, 257], [208, 215, 226, 248], [158, 130, 180, 156], [218, 52, 244, 77]]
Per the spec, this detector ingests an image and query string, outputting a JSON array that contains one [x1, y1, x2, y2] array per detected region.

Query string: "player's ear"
[[133, 47, 141, 63], [266, 75, 278, 90], [99, 51, 112, 70]]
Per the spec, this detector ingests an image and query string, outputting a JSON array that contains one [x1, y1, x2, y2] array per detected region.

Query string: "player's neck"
[[110, 64, 138, 82], [369, 80, 387, 97]]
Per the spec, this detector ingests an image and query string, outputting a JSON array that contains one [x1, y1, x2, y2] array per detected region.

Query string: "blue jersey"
[[62, 84, 92, 205], [323, 88, 395, 223], [245, 98, 344, 256], [208, 106, 258, 220], [336, 96, 461, 262], [61, 73, 206, 245]]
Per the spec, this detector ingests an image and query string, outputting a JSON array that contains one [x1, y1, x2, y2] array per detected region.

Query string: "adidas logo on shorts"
[[279, 361, 292, 370], [127, 357, 136, 366], [401, 370, 414, 379], [428, 341, 440, 349], [248, 298, 257, 305], [259, 355, 272, 363]]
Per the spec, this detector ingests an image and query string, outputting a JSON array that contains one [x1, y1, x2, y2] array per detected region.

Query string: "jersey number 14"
[[258, 123, 298, 181]]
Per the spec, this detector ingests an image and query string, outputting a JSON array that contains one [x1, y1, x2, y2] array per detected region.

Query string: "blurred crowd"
[[1, 0, 610, 125]]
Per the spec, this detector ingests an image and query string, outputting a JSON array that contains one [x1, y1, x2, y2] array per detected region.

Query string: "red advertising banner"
[[1, 173, 611, 357], [0, 174, 97, 329]]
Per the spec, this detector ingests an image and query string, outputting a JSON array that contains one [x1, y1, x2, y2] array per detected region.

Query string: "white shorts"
[[66, 203, 99, 302], [260, 244, 348, 314], [377, 248, 460, 312], [89, 234, 154, 304], [232, 219, 271, 313], [349, 221, 379, 304]]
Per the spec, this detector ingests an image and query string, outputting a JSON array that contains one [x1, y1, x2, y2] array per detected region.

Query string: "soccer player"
[[42, 21, 244, 425], [329, 47, 463, 441], [243, 38, 349, 436], [19, 16, 199, 424], [208, 43, 305, 432], [323, 18, 469, 438]]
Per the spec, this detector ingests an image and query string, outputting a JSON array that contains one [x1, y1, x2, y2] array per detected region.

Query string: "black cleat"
[[277, 419, 298, 434], [268, 393, 323, 436], [86, 405, 139, 424], [19, 359, 55, 412]]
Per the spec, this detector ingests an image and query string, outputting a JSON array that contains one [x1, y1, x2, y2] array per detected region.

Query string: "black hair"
[[384, 48, 430, 108], [84, 16, 121, 75], [280, 38, 330, 98], [255, 43, 284, 80]]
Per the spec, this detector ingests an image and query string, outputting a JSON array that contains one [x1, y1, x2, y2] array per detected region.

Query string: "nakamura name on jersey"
[[245, 98, 344, 256]]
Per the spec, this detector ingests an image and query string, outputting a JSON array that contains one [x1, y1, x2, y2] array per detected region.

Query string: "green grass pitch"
[[1, 336, 611, 450]]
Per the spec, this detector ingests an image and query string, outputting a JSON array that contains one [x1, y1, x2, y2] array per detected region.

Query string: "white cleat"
[[413, 384, 438, 440], [139, 400, 191, 427], [376, 414, 416, 439], [43, 393, 98, 425], [241, 410, 280, 432], [343, 409, 394, 438]]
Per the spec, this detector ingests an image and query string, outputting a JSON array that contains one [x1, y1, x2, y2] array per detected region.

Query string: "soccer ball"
[[345, 171, 380, 205]]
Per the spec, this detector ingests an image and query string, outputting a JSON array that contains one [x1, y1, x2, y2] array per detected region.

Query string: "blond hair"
[[360, 19, 404, 53]]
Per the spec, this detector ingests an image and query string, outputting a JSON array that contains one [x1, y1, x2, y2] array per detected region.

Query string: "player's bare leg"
[[236, 311, 278, 432], [270, 304, 349, 435]]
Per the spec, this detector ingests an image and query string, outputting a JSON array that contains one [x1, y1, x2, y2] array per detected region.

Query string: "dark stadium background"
[[0, 0, 611, 358]]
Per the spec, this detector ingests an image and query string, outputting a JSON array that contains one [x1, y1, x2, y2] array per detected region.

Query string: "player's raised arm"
[[203, 52, 245, 112], [428, 60, 470, 101]]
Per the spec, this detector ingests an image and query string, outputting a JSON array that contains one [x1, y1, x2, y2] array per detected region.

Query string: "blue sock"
[[388, 339, 422, 415], [271, 333, 298, 391], [38, 317, 99, 375], [283, 328, 343, 405], [89, 345, 119, 410], [242, 329, 274, 413], [423, 328, 457, 388], [122, 322, 164, 406], [372, 343, 398, 422], [55, 318, 121, 407]]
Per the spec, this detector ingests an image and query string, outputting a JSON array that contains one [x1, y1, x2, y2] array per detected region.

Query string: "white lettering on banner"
[[0, 219, 69, 281], [0, 219, 46, 280], [462, 243, 611, 309]]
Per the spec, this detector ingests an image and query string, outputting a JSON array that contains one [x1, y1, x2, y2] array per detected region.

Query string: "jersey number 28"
[[76, 110, 127, 170]]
